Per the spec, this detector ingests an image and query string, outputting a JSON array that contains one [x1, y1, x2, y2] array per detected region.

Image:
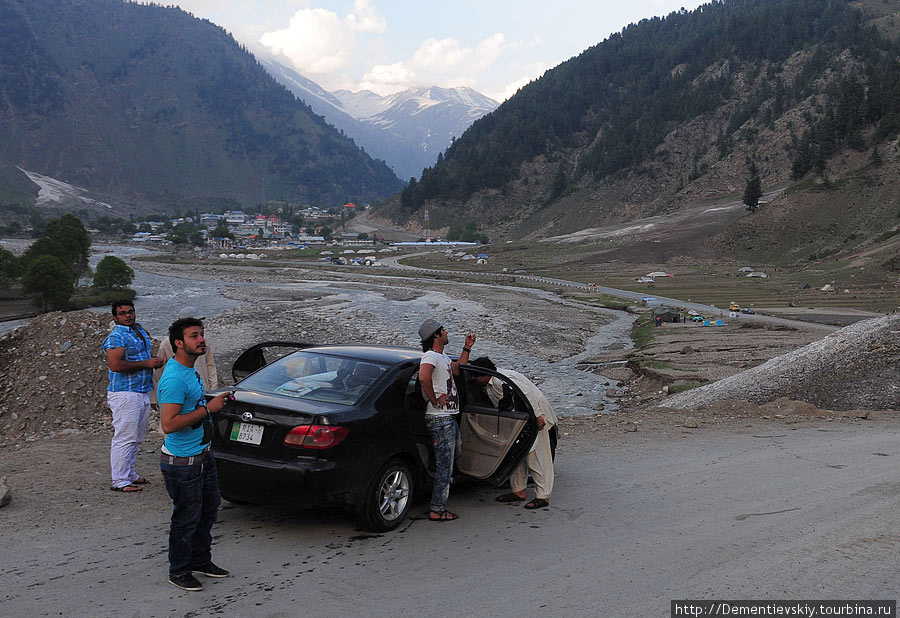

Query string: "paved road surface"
[[4, 419, 898, 617]]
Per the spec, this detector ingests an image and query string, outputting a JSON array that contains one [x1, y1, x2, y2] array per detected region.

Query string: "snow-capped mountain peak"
[[258, 54, 499, 179]]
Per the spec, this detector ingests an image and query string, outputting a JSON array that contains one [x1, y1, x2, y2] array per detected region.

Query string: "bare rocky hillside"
[[663, 313, 900, 411]]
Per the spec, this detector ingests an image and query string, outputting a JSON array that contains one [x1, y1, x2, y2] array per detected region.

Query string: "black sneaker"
[[168, 572, 203, 591], [192, 562, 230, 578]]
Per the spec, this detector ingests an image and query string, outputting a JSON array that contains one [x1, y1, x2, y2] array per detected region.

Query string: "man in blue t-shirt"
[[102, 300, 164, 493], [157, 317, 230, 592]]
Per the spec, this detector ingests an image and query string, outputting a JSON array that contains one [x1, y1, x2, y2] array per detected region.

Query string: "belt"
[[160, 448, 210, 466], [425, 414, 456, 421]]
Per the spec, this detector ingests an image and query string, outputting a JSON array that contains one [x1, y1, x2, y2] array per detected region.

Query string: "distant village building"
[[301, 207, 328, 220], [337, 232, 370, 247], [296, 235, 326, 244], [200, 213, 222, 228], [652, 307, 682, 323], [225, 211, 247, 226]]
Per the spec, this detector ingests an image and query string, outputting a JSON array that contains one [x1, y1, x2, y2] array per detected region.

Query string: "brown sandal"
[[428, 510, 459, 521], [495, 493, 525, 503], [110, 484, 143, 493], [524, 498, 549, 509]]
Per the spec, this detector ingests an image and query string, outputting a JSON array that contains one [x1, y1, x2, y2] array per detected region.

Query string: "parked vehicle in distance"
[[741, 307, 755, 314], [690, 314, 704, 322], [210, 342, 540, 531], [729, 302, 741, 311]]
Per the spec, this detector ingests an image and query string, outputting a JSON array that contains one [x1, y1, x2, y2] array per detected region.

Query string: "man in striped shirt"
[[102, 300, 163, 493]]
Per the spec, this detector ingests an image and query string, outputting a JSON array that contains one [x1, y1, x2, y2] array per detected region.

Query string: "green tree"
[[742, 161, 763, 213], [0, 246, 19, 289], [167, 222, 205, 245], [92, 255, 134, 289], [22, 255, 73, 310], [320, 226, 333, 241], [21, 214, 92, 281], [211, 219, 234, 239]]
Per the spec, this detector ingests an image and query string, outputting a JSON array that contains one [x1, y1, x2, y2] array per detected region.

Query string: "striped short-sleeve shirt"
[[102, 323, 153, 392]]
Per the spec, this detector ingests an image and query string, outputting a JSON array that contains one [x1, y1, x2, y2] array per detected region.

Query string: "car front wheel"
[[358, 459, 413, 532]]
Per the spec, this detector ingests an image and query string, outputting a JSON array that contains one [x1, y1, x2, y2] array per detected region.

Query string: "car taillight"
[[284, 425, 349, 449]]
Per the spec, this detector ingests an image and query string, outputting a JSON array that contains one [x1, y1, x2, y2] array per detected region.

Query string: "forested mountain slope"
[[0, 0, 402, 212], [384, 0, 900, 256]]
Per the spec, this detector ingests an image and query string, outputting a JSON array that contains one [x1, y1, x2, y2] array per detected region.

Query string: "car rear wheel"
[[358, 459, 413, 532]]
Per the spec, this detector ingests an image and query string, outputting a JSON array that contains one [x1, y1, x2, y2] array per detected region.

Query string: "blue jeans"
[[425, 415, 460, 512], [160, 451, 221, 575]]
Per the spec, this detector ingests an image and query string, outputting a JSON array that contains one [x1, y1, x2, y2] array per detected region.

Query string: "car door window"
[[456, 367, 536, 482]]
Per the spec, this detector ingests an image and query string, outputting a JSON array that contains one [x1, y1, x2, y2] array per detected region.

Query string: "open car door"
[[231, 341, 313, 383], [455, 365, 539, 486]]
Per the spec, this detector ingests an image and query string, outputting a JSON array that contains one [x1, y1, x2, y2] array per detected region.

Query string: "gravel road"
[[2, 414, 898, 617]]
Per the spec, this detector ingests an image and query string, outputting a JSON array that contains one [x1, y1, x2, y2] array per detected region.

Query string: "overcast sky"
[[171, 0, 709, 102]]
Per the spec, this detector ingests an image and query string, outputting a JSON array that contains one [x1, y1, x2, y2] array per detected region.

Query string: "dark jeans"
[[425, 415, 460, 512], [160, 451, 221, 575]]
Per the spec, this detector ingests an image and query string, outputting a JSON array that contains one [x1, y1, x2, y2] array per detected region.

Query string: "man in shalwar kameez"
[[470, 357, 556, 509]]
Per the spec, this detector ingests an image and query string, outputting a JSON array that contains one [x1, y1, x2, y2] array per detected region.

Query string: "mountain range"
[[258, 56, 499, 181], [382, 0, 900, 267], [0, 0, 402, 216]]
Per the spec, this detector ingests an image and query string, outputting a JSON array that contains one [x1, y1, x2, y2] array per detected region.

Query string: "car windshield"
[[238, 351, 389, 405]]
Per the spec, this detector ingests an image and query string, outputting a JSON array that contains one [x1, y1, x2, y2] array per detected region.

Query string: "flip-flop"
[[110, 484, 142, 493], [131, 477, 150, 485], [524, 498, 549, 509], [495, 493, 526, 503], [428, 510, 459, 522]]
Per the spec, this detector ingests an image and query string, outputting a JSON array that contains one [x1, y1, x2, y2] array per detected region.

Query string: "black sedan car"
[[211, 342, 541, 531]]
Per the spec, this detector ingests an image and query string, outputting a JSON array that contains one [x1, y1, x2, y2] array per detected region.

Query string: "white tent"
[[738, 266, 755, 272], [746, 271, 768, 278], [646, 271, 669, 277]]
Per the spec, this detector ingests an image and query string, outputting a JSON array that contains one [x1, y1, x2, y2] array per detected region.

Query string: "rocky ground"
[[1, 257, 895, 531]]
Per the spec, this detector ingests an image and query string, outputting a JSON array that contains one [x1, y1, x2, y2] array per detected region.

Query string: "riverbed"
[[110, 246, 635, 416]]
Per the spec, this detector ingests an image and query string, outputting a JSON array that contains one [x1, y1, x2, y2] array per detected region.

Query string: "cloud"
[[360, 33, 510, 95], [259, 1, 387, 83], [260, 8, 351, 75], [358, 62, 414, 93], [345, 0, 386, 33]]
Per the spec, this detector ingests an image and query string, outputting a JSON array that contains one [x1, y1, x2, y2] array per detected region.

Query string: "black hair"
[[421, 328, 441, 352], [111, 299, 134, 315], [469, 356, 496, 371], [168, 317, 204, 349]]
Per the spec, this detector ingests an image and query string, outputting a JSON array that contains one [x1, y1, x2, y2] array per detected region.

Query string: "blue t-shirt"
[[158, 357, 207, 457], [102, 324, 153, 392]]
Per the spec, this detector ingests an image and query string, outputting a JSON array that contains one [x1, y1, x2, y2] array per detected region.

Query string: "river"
[[3, 243, 636, 415]]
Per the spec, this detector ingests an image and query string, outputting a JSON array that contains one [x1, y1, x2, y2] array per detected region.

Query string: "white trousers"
[[107, 391, 151, 488], [510, 424, 554, 500]]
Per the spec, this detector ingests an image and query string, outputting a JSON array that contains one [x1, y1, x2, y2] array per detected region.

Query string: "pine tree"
[[743, 161, 763, 213]]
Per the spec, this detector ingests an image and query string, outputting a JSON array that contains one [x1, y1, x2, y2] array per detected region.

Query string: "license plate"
[[230, 422, 264, 445]]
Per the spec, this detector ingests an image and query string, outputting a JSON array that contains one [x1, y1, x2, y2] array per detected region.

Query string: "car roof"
[[300, 344, 423, 364]]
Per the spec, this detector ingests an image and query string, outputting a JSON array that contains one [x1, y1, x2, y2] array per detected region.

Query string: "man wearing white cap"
[[152, 307, 218, 408]]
